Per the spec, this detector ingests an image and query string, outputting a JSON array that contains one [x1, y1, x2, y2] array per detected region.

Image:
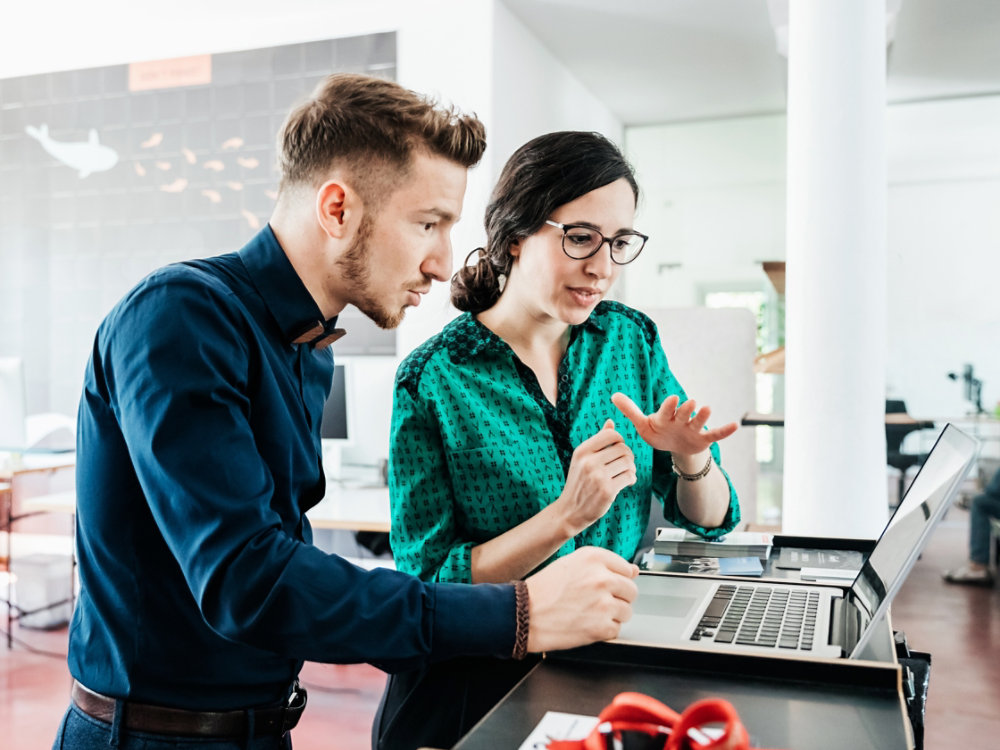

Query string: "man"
[[54, 73, 639, 750], [943, 466, 1000, 585]]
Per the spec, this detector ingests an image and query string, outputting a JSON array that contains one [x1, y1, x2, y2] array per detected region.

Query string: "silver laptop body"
[[615, 423, 978, 660]]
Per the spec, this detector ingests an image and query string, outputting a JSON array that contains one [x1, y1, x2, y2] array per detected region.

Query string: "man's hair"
[[277, 73, 486, 205]]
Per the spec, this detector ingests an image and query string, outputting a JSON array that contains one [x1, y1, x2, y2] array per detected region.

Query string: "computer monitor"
[[320, 364, 352, 477], [0, 356, 27, 450], [321, 364, 351, 442]]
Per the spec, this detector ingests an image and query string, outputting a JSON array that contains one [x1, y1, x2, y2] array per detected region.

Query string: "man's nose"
[[421, 234, 453, 282]]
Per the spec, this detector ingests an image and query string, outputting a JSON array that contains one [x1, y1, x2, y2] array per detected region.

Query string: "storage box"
[[11, 553, 73, 628]]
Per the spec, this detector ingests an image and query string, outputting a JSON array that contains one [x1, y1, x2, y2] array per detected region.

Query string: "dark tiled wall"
[[0, 33, 396, 415]]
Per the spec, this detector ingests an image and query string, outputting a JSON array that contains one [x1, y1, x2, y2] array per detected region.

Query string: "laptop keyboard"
[[690, 585, 820, 650]]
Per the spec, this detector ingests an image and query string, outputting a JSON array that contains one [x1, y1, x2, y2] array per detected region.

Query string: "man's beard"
[[335, 214, 409, 330]]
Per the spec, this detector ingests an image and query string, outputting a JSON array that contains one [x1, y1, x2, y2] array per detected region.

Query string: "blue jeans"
[[969, 471, 1000, 565], [52, 704, 293, 750]]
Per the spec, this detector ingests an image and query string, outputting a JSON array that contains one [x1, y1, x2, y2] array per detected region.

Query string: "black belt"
[[70, 680, 307, 738]]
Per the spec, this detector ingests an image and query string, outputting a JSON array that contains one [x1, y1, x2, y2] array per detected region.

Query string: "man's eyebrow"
[[417, 208, 459, 222]]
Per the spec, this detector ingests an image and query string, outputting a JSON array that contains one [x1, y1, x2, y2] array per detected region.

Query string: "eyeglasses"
[[545, 220, 648, 265]]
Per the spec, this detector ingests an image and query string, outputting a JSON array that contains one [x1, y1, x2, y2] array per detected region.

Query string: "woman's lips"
[[567, 286, 601, 305]]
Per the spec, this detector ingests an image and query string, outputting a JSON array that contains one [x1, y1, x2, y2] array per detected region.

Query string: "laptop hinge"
[[829, 591, 865, 656], [827, 593, 849, 655]]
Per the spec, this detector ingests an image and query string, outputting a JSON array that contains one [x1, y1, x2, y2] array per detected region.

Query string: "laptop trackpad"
[[634, 594, 699, 618]]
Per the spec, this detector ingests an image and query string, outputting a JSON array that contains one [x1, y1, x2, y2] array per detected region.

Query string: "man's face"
[[337, 151, 467, 329]]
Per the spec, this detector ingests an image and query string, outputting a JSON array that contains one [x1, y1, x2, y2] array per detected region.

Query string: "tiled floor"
[[0, 618, 388, 749], [2, 504, 998, 749], [881, 508, 1000, 748]]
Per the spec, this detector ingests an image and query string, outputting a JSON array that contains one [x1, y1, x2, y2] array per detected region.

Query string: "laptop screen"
[[849, 424, 978, 655]]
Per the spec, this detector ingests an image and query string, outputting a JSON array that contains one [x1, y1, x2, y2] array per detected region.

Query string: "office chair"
[[885, 399, 933, 506]]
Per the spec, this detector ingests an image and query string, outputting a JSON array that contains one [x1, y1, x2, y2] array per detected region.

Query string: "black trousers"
[[372, 655, 539, 750]]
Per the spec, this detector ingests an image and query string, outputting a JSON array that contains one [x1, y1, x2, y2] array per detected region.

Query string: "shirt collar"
[[445, 313, 505, 363], [239, 224, 343, 348], [446, 306, 608, 364], [584, 303, 610, 333]]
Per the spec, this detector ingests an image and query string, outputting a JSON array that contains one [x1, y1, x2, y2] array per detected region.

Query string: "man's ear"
[[315, 179, 358, 239]]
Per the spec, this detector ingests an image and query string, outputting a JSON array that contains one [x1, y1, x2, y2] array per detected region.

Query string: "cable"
[[0, 626, 67, 659]]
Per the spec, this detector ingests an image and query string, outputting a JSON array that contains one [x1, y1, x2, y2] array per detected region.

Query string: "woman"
[[374, 131, 740, 750]]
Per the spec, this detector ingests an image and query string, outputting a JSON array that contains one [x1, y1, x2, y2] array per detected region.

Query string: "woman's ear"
[[508, 239, 521, 259]]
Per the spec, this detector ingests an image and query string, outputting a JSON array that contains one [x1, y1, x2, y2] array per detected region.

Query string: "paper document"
[[516, 712, 598, 750]]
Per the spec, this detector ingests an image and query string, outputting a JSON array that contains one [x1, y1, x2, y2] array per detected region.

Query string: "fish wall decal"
[[25, 124, 119, 178]]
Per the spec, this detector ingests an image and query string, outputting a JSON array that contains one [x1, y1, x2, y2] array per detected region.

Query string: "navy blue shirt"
[[69, 226, 516, 710]]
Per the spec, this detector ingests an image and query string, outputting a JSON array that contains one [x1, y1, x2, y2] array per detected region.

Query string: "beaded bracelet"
[[512, 580, 529, 660], [671, 453, 713, 481]]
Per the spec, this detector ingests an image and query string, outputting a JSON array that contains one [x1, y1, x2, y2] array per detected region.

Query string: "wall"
[[1, 35, 402, 420], [0, 0, 496, 419], [623, 115, 786, 309], [625, 96, 1000, 422], [490, 2, 623, 179], [0, 0, 628, 472], [884, 97, 1000, 420]]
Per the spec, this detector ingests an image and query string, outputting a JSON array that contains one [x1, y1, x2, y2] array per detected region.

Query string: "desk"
[[457, 640, 913, 750], [461, 533, 922, 750], [0, 452, 76, 481], [741, 411, 936, 429], [0, 455, 76, 647], [306, 483, 391, 533]]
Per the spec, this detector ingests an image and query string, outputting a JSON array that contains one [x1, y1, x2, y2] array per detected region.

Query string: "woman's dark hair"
[[451, 131, 639, 313]]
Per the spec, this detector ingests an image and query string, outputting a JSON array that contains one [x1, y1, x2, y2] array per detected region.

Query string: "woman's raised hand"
[[611, 392, 738, 455]]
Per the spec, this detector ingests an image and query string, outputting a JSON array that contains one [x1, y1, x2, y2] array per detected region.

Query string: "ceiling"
[[502, 0, 1000, 126]]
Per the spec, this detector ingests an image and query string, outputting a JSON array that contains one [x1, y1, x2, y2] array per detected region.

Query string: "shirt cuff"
[[430, 582, 517, 661]]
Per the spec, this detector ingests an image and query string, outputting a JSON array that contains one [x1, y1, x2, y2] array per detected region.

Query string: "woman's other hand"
[[556, 419, 637, 537], [611, 392, 737, 455]]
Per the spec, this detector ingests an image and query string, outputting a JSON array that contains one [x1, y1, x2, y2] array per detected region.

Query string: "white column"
[[782, 0, 888, 538]]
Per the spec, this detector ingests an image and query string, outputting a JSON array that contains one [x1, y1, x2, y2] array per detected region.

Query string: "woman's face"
[[506, 177, 637, 327]]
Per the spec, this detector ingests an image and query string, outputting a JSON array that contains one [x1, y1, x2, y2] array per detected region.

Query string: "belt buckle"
[[280, 681, 308, 734]]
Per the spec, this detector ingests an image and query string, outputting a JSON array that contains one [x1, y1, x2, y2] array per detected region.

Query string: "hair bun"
[[452, 247, 502, 312]]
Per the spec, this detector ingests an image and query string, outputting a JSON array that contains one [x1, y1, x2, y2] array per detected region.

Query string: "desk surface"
[[20, 490, 77, 515], [306, 483, 391, 533], [2, 465, 390, 533], [0, 453, 75, 481], [457, 642, 911, 750], [741, 411, 940, 428]]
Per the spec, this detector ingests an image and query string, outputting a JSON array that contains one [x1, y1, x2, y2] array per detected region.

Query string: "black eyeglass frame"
[[544, 220, 649, 265]]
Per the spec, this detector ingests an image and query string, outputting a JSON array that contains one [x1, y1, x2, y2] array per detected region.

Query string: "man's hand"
[[611, 392, 737, 456], [524, 547, 639, 652], [555, 420, 637, 537]]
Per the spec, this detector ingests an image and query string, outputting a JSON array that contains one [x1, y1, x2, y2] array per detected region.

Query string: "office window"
[[702, 286, 782, 465]]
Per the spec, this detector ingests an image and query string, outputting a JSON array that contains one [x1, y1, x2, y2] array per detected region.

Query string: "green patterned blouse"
[[389, 300, 741, 583]]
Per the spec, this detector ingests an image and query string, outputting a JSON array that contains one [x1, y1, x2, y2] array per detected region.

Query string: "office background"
[[1, 4, 999, 749], [1, 0, 998, 524]]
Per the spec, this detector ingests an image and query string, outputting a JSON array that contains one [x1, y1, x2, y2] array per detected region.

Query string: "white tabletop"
[[306, 482, 391, 533]]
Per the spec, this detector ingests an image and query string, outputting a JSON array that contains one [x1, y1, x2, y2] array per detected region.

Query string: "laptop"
[[614, 423, 979, 659]]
